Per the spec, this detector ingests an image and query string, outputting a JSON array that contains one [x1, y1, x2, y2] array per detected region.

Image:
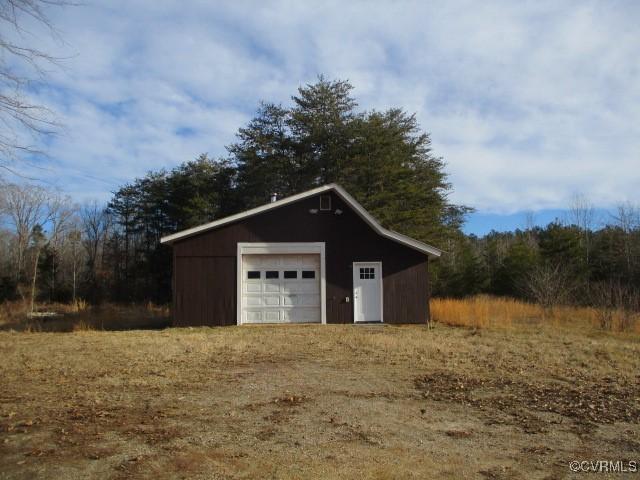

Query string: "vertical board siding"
[[382, 260, 429, 324], [172, 192, 431, 326], [173, 257, 236, 327]]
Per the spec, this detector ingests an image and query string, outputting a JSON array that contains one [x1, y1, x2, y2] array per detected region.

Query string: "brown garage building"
[[160, 184, 442, 326]]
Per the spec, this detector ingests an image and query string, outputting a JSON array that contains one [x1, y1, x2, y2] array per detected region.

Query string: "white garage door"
[[241, 254, 321, 324]]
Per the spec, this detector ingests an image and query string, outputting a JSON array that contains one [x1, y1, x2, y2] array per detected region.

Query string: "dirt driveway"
[[1, 324, 639, 479]]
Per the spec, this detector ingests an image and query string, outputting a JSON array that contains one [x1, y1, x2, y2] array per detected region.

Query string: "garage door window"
[[302, 270, 315, 279], [284, 271, 297, 279], [266, 271, 279, 279], [247, 271, 260, 279]]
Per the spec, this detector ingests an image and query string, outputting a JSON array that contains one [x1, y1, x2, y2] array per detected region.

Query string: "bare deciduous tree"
[[0, 180, 73, 311], [523, 264, 574, 317], [569, 193, 596, 231], [0, 226, 13, 281], [67, 227, 80, 302], [0, 180, 52, 278], [46, 192, 74, 297], [28, 222, 45, 313], [568, 193, 595, 265], [80, 200, 110, 289], [613, 202, 640, 233], [612, 202, 640, 278], [591, 281, 640, 332], [0, 0, 72, 169]]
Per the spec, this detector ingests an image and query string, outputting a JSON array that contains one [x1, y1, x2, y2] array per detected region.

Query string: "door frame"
[[352, 261, 384, 323], [236, 242, 326, 325]]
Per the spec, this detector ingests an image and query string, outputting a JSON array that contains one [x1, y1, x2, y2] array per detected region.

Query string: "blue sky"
[[462, 208, 615, 236], [4, 1, 640, 235]]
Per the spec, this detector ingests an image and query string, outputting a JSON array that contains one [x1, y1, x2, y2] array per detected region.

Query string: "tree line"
[[0, 78, 637, 312], [433, 199, 640, 322], [0, 78, 466, 305]]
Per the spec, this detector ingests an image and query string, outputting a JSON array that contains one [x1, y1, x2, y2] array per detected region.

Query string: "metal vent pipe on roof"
[[270, 193, 278, 203]]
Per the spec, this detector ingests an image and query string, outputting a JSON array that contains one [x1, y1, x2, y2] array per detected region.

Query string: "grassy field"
[[1, 308, 639, 479], [431, 295, 640, 333]]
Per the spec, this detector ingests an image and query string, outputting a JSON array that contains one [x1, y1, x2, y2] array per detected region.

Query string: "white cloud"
[[5, 0, 639, 213]]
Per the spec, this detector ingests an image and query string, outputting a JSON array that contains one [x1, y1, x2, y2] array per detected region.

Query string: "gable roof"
[[160, 184, 442, 257]]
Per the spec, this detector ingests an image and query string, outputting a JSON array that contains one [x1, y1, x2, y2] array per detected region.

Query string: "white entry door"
[[353, 262, 383, 323]]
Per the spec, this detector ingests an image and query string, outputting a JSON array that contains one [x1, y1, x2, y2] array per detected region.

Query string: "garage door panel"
[[245, 283, 261, 293], [242, 253, 321, 324], [263, 296, 281, 306], [264, 283, 280, 293], [246, 311, 262, 322], [281, 256, 301, 267], [283, 282, 317, 294], [297, 294, 319, 306], [245, 296, 262, 306], [264, 311, 280, 322], [283, 308, 320, 322]]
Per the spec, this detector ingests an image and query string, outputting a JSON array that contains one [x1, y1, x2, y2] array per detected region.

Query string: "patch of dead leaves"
[[415, 371, 640, 433]]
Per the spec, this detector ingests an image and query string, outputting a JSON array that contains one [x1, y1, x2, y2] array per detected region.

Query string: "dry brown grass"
[[0, 301, 170, 332], [68, 298, 89, 313], [0, 300, 90, 319], [0, 301, 26, 325], [431, 295, 536, 329], [0, 323, 638, 479], [431, 295, 640, 334]]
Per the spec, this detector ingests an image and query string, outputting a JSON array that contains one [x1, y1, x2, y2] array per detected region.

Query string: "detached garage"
[[161, 184, 442, 326]]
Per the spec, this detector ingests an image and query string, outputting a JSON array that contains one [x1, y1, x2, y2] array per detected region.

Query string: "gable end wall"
[[172, 192, 430, 326]]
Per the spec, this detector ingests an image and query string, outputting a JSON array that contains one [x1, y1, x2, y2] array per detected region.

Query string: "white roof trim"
[[160, 183, 442, 257]]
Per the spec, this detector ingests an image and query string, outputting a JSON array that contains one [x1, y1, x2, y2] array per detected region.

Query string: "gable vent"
[[319, 195, 331, 211]]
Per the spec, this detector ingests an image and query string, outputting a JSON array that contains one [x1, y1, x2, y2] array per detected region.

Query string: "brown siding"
[[172, 191, 431, 326], [382, 259, 429, 324], [174, 256, 236, 326]]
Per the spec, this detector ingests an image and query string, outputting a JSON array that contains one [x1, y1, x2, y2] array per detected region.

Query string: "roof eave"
[[160, 183, 443, 257], [160, 184, 336, 245]]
